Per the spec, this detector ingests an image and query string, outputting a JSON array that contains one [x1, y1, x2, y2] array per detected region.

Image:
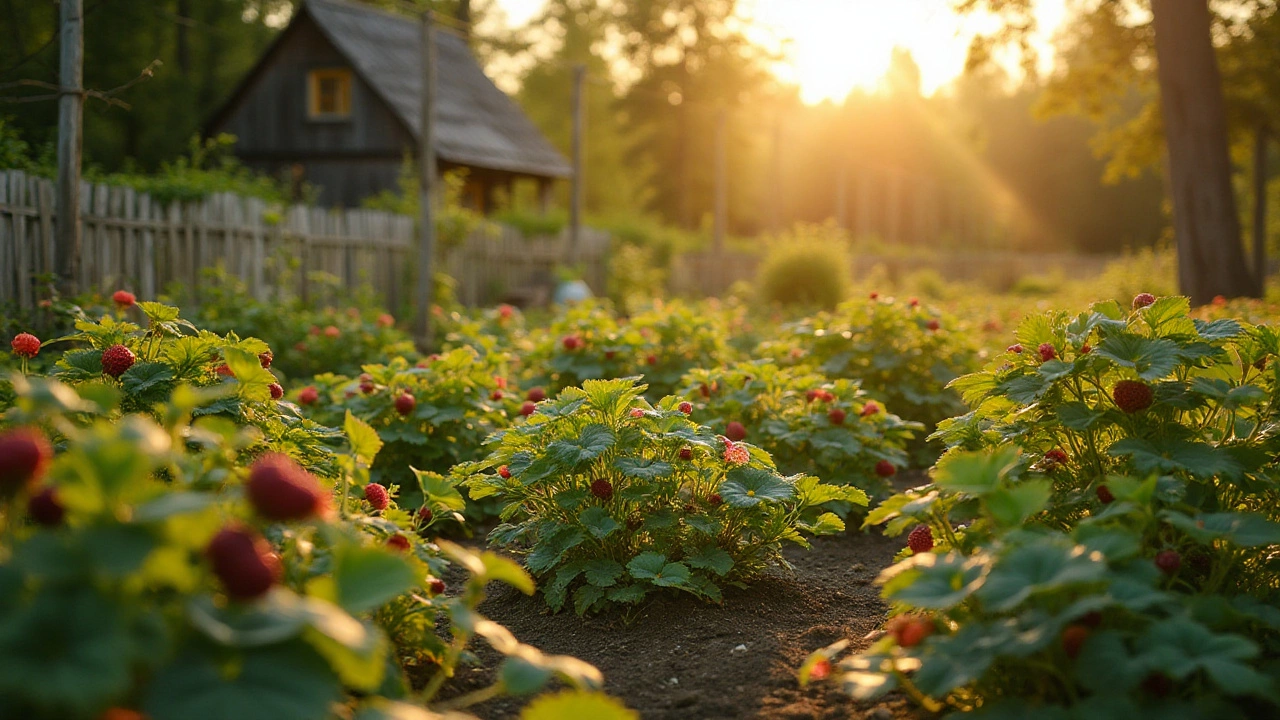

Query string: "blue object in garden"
[[554, 280, 593, 305]]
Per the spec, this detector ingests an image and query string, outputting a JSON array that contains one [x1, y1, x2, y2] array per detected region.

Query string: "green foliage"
[[301, 350, 520, 517], [94, 135, 299, 204], [679, 361, 922, 501], [361, 161, 486, 250], [10, 300, 339, 476], [823, 297, 1280, 715], [759, 295, 977, 456], [757, 228, 852, 309], [0, 377, 614, 720], [459, 378, 865, 614]]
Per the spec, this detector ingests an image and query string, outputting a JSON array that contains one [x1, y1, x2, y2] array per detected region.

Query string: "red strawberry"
[[10, 332, 40, 358], [27, 486, 64, 526], [1061, 625, 1089, 659], [386, 534, 411, 552], [678, 401, 693, 414], [604, 350, 617, 360], [527, 387, 547, 402], [207, 525, 281, 601], [828, 408, 846, 425], [520, 401, 536, 417], [298, 386, 319, 405], [887, 615, 933, 648], [491, 389, 504, 401], [805, 389, 821, 403], [360, 381, 376, 395], [860, 401, 880, 417], [495, 376, 508, 389], [708, 493, 722, 505], [875, 460, 896, 478], [869, 291, 879, 299], [1096, 484, 1114, 504], [112, 289, 136, 308], [418, 506, 434, 523], [726, 421, 747, 442], [646, 354, 658, 366], [428, 577, 446, 595], [1043, 448, 1068, 466], [101, 344, 136, 378], [377, 313, 395, 328], [258, 351, 273, 368], [1132, 292, 1156, 310], [908, 297, 919, 308], [809, 658, 831, 681], [0, 428, 53, 497], [1007, 344, 1023, 354], [562, 335, 581, 351], [1080, 343, 1092, 355], [907, 524, 933, 554], [268, 383, 284, 400], [1038, 343, 1057, 362], [364, 483, 389, 511], [498, 304, 514, 320], [498, 465, 511, 479], [324, 325, 340, 338], [926, 319, 940, 331], [679, 446, 693, 461], [246, 453, 327, 521], [395, 392, 416, 416], [1112, 380, 1153, 413], [590, 478, 614, 501], [215, 363, 234, 377], [1155, 550, 1181, 575]]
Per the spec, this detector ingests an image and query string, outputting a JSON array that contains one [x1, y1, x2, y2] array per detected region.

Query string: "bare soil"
[[436, 470, 934, 719]]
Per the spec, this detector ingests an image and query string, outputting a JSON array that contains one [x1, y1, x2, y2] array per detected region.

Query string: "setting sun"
[[743, 0, 1067, 102]]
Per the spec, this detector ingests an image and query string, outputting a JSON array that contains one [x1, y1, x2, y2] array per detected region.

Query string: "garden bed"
[[442, 478, 930, 719]]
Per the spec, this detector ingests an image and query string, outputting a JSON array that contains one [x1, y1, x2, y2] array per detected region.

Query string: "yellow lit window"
[[308, 68, 351, 119]]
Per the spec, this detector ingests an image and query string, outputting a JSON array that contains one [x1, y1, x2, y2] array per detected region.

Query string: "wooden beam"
[[569, 63, 585, 264], [414, 10, 438, 349], [56, 0, 84, 295]]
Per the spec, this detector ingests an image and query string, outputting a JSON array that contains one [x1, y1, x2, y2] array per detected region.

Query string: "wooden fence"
[[0, 170, 608, 313], [671, 249, 1117, 297]]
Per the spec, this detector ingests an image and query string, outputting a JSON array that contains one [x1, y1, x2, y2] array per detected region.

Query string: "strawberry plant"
[[0, 376, 620, 720], [806, 447, 1280, 717], [7, 300, 339, 477], [678, 361, 921, 503], [758, 296, 977, 456], [458, 378, 867, 615], [300, 348, 520, 516]]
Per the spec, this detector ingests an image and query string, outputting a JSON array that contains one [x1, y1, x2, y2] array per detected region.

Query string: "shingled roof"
[[303, 0, 570, 178]]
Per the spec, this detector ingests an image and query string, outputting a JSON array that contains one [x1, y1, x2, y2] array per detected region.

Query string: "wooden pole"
[[414, 10, 438, 349], [1254, 124, 1268, 294], [56, 0, 84, 295], [714, 106, 727, 255], [569, 63, 585, 264]]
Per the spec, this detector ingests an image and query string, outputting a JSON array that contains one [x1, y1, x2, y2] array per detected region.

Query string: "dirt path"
[[445, 525, 927, 719]]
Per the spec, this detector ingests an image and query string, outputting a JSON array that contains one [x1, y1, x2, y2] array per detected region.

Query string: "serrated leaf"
[[345, 410, 384, 464], [685, 546, 733, 576], [582, 559, 624, 587], [719, 467, 794, 507], [613, 457, 673, 480], [520, 690, 637, 720], [1094, 334, 1180, 381], [578, 507, 620, 539]]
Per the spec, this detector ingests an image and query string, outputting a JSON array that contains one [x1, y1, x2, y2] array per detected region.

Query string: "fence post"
[[414, 10, 438, 350], [56, 0, 84, 296]]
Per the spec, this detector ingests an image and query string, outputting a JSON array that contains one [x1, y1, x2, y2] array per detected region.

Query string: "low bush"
[[757, 230, 852, 309], [459, 378, 867, 615], [0, 378, 618, 720], [679, 361, 921, 503]]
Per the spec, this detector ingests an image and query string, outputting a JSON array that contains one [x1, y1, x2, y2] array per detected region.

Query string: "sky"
[[490, 0, 1070, 103]]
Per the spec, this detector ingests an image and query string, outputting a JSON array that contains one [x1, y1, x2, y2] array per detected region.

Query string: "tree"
[[964, 0, 1261, 302]]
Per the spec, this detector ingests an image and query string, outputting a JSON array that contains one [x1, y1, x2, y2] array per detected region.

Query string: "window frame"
[[307, 68, 353, 122]]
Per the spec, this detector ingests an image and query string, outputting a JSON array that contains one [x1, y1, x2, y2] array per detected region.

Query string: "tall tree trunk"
[[1151, 0, 1257, 303]]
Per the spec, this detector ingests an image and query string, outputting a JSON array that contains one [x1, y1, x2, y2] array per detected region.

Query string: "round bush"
[[757, 233, 851, 309]]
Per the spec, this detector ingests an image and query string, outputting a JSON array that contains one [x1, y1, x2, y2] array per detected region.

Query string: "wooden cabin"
[[206, 0, 571, 210]]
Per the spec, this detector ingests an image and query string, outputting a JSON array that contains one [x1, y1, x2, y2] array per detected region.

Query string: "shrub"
[[0, 378, 617, 720], [811, 296, 1280, 716], [678, 361, 921, 503], [301, 349, 520, 517], [9, 299, 338, 476], [757, 228, 852, 309], [759, 296, 977, 457], [459, 378, 866, 615]]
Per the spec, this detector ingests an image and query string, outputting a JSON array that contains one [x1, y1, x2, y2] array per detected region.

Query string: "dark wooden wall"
[[212, 16, 413, 207]]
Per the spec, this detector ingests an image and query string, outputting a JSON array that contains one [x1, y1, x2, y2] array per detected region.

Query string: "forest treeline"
[[2, 0, 1276, 255]]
